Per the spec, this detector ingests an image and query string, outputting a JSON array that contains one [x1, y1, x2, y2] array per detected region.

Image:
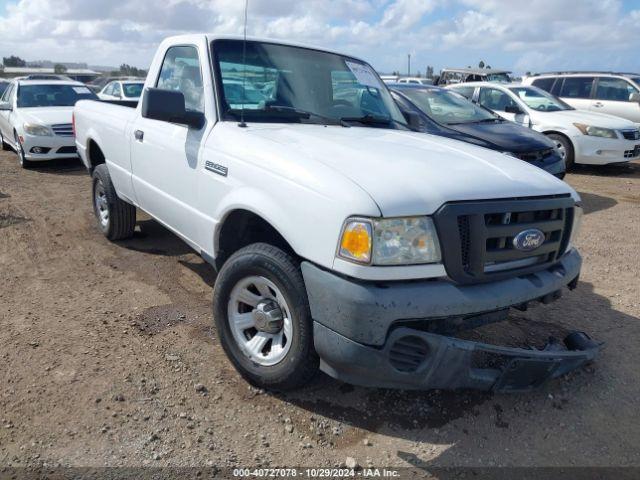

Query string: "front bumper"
[[573, 134, 638, 165], [302, 249, 600, 392], [21, 134, 78, 160]]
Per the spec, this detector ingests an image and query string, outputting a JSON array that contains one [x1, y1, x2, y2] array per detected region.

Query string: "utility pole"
[[407, 54, 411, 76]]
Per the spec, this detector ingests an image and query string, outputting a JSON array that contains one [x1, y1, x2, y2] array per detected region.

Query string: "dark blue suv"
[[389, 83, 566, 178]]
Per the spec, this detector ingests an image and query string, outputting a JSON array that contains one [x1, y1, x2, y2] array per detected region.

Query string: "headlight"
[[338, 216, 441, 265], [23, 123, 52, 136], [568, 205, 583, 250], [573, 123, 617, 139]]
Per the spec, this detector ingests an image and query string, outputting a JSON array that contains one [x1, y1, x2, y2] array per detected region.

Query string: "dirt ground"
[[1, 149, 639, 474]]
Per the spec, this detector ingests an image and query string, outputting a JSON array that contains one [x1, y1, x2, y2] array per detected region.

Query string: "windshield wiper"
[[263, 105, 350, 127], [447, 118, 502, 125], [341, 114, 419, 131]]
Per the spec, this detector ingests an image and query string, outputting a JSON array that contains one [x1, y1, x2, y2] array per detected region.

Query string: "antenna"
[[238, 0, 249, 128]]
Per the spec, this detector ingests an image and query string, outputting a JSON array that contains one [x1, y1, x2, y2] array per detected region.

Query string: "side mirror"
[[630, 92, 640, 103], [504, 104, 524, 115], [142, 88, 204, 129], [0, 101, 12, 111]]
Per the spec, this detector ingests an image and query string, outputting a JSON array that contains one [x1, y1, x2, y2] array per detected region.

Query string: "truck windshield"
[[509, 86, 573, 112], [212, 39, 406, 128], [17, 84, 98, 108], [400, 88, 499, 125]]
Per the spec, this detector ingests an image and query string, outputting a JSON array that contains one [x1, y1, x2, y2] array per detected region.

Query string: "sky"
[[2, 0, 640, 75]]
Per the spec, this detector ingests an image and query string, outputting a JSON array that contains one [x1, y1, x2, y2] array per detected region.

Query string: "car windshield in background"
[[212, 40, 406, 127], [402, 88, 498, 125], [485, 73, 512, 83], [17, 84, 98, 108], [123, 83, 144, 98], [509, 86, 572, 112]]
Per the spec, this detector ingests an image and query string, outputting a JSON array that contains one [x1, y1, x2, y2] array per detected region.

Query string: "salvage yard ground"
[[1, 151, 639, 469]]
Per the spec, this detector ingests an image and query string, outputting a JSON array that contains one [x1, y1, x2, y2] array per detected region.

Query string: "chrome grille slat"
[[51, 123, 74, 137]]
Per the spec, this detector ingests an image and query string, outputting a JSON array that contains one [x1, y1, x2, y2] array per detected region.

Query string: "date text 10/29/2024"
[[233, 468, 401, 478]]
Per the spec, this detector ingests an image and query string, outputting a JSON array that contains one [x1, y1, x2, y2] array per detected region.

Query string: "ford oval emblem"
[[513, 229, 545, 252]]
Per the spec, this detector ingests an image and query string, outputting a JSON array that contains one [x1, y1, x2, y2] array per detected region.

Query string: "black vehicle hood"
[[446, 121, 554, 153]]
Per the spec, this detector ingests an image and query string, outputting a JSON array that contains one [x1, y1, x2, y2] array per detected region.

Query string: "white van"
[[523, 72, 640, 126]]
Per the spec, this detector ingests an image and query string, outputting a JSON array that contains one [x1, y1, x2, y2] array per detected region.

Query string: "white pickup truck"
[[74, 35, 599, 393]]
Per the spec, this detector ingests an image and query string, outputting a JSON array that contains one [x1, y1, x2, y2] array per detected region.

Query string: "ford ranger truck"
[[73, 35, 599, 393]]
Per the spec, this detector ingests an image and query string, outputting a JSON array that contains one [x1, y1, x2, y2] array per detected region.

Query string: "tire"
[[0, 131, 10, 151], [91, 164, 136, 240], [547, 133, 575, 169], [14, 131, 32, 169], [213, 243, 319, 391]]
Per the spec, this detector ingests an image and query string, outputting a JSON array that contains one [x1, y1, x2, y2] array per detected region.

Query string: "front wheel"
[[14, 131, 32, 168], [92, 164, 136, 240], [547, 133, 575, 169], [213, 243, 319, 391]]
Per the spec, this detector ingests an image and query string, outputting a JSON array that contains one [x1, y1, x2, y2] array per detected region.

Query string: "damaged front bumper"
[[302, 249, 601, 392], [314, 323, 600, 393]]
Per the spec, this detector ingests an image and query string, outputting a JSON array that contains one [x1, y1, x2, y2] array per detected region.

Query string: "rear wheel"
[[547, 133, 574, 169], [213, 243, 319, 391], [92, 164, 136, 240], [0, 131, 10, 151]]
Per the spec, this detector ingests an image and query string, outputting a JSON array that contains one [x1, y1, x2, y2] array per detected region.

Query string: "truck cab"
[[73, 35, 598, 393]]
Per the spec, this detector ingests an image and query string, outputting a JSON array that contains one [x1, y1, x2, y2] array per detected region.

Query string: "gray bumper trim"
[[314, 322, 599, 392], [302, 249, 581, 347]]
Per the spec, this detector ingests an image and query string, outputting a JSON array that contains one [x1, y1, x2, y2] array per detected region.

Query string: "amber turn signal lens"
[[339, 221, 372, 263]]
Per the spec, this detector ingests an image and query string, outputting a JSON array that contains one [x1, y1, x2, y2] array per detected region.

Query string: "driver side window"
[[156, 45, 204, 113], [479, 88, 516, 112]]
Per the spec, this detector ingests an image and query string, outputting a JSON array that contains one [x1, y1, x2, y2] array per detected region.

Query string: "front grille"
[[516, 148, 554, 163], [51, 124, 73, 137], [624, 145, 640, 158], [621, 129, 640, 141], [388, 336, 430, 373], [56, 146, 77, 154], [433, 195, 575, 284]]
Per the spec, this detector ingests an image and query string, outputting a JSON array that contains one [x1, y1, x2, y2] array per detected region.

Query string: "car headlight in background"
[[573, 123, 617, 139], [23, 123, 52, 136], [568, 204, 583, 250], [338, 216, 441, 265]]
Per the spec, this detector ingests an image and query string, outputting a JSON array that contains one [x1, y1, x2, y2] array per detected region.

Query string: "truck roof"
[[164, 34, 367, 64]]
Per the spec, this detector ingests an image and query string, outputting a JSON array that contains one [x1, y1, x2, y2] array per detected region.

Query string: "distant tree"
[[426, 66, 434, 78], [3, 55, 26, 67], [478, 60, 485, 69], [118, 63, 147, 77], [54, 64, 67, 74]]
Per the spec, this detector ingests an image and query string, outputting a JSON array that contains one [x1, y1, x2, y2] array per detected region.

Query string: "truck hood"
[[239, 123, 576, 216], [537, 109, 637, 129], [19, 107, 73, 126]]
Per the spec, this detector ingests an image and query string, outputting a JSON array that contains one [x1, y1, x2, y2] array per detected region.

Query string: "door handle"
[[134, 130, 144, 141], [594, 102, 604, 107]]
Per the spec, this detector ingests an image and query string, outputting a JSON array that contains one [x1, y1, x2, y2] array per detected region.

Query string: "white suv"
[[523, 72, 640, 126]]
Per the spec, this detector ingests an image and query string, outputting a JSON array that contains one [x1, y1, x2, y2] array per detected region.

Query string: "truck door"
[[129, 45, 208, 249]]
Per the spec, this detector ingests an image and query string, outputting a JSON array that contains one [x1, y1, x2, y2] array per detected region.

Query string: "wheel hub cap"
[[253, 299, 283, 334]]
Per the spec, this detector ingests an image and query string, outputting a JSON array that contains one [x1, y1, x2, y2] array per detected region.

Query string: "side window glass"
[[1, 84, 13, 102], [112, 83, 122, 97], [559, 77, 594, 99], [595, 78, 638, 102], [103, 83, 114, 96], [157, 45, 204, 113], [532, 78, 555, 93], [453, 86, 475, 100], [478, 88, 516, 111]]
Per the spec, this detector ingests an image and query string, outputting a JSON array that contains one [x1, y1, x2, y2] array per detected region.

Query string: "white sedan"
[[447, 82, 640, 167], [0, 79, 98, 168], [98, 80, 144, 102]]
